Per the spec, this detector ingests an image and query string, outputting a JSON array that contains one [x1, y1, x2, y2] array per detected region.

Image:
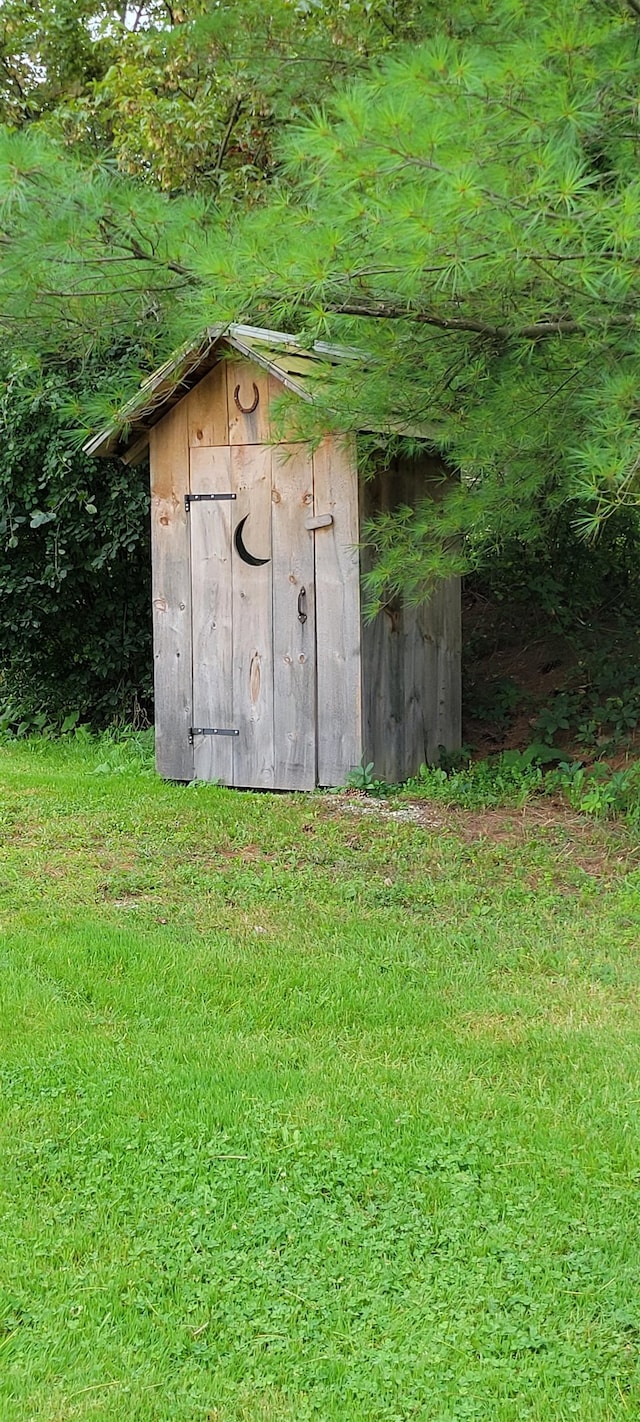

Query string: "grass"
[[1, 735, 640, 1421]]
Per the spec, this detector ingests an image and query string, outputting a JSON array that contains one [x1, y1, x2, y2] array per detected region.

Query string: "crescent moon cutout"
[[234, 514, 270, 567]]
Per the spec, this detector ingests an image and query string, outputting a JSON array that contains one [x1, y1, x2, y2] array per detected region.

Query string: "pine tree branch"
[[39, 284, 192, 298], [213, 97, 244, 180], [95, 215, 194, 279], [317, 300, 640, 341]]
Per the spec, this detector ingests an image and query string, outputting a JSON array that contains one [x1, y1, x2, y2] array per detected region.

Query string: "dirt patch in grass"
[[338, 792, 637, 878]]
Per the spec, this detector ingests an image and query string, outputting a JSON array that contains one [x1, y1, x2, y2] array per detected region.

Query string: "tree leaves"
[[0, 364, 152, 724], [2, 0, 640, 601]]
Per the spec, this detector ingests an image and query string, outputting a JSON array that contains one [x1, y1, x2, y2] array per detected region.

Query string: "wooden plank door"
[[189, 446, 235, 785], [189, 443, 317, 790], [230, 444, 275, 788], [272, 445, 316, 790]]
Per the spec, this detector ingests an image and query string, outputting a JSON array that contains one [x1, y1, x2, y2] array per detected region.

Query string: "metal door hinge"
[[189, 726, 239, 744], [185, 492, 237, 511]]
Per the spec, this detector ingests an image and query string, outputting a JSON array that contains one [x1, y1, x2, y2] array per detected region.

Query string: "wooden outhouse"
[[86, 324, 461, 789]]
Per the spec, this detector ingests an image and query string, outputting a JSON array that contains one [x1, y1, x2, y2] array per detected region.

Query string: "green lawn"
[[1, 738, 639, 1421]]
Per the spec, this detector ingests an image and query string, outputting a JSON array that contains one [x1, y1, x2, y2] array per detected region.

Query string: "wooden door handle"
[[297, 587, 307, 623], [304, 513, 333, 530]]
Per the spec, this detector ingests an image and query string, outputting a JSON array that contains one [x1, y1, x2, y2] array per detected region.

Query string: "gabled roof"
[[84, 324, 363, 461]]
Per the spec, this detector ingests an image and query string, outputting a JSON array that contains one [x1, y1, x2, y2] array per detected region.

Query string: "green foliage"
[[0, 0, 113, 126], [546, 758, 640, 820], [408, 748, 554, 809], [2, 0, 640, 719], [408, 746, 640, 823], [531, 678, 640, 752], [89, 0, 427, 197], [480, 673, 640, 757], [464, 676, 525, 735], [346, 760, 390, 795], [464, 507, 640, 753], [90, 725, 155, 773], [0, 363, 152, 728], [2, 2, 640, 604], [471, 507, 640, 632], [1, 0, 434, 196]]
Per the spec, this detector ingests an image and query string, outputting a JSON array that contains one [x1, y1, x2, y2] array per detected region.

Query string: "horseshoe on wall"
[[234, 514, 270, 567], [234, 382, 260, 414]]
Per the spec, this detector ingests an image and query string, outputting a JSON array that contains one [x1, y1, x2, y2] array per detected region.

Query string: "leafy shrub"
[[465, 676, 526, 732], [465, 508, 640, 751], [470, 508, 640, 633], [346, 761, 391, 796], [405, 745, 561, 808], [406, 747, 640, 823], [532, 665, 640, 753], [0, 363, 152, 728], [546, 760, 640, 821]]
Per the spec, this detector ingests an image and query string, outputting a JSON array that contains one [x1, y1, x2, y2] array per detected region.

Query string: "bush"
[[463, 508, 640, 752], [0, 363, 152, 729], [406, 748, 640, 824], [469, 507, 640, 632]]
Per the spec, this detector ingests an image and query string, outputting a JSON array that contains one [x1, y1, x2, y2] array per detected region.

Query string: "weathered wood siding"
[[230, 443, 275, 788], [418, 575, 462, 764], [226, 359, 272, 445], [149, 402, 194, 780], [360, 456, 461, 781], [189, 445, 235, 785], [271, 444, 317, 790], [313, 437, 362, 786], [187, 363, 229, 449]]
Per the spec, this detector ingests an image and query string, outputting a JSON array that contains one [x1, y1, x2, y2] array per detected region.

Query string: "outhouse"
[[86, 324, 461, 789]]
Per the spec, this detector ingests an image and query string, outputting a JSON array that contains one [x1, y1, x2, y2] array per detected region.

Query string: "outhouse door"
[[188, 442, 318, 790]]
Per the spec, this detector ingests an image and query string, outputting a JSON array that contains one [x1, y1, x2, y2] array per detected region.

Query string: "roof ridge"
[[83, 324, 432, 460]]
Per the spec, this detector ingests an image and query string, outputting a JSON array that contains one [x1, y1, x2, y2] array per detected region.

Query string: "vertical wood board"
[[360, 465, 421, 781], [231, 444, 274, 788], [186, 364, 229, 448], [313, 437, 362, 786], [360, 457, 461, 777], [271, 444, 316, 789], [418, 577, 462, 762], [149, 402, 194, 780], [226, 361, 272, 445], [189, 445, 234, 784], [360, 599, 420, 783], [267, 373, 306, 443]]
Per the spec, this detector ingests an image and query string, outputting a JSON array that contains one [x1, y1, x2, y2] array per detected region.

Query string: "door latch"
[[189, 727, 239, 744], [185, 492, 236, 512]]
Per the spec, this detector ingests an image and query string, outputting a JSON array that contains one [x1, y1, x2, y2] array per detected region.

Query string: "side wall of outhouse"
[[360, 456, 461, 783]]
